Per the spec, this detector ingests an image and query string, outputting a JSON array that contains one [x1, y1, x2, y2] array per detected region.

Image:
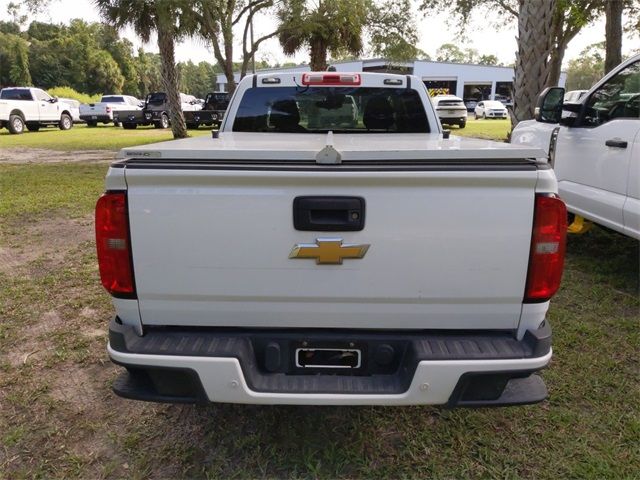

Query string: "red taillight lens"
[[95, 191, 136, 297], [524, 194, 567, 302], [106, 106, 111, 113], [301, 73, 361, 86]]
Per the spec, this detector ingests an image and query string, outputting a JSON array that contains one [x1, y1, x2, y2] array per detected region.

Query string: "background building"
[[215, 58, 567, 104]]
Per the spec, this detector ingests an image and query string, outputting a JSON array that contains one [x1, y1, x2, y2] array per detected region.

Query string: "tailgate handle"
[[293, 196, 365, 231]]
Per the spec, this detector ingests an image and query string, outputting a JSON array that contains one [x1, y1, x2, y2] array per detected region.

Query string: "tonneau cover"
[[117, 132, 546, 163]]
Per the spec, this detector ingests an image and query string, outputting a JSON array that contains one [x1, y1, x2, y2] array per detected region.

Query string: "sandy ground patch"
[[0, 215, 94, 276], [4, 310, 65, 367], [0, 148, 115, 164]]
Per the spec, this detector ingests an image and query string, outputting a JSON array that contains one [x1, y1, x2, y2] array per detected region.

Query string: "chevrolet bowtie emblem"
[[289, 238, 370, 265]]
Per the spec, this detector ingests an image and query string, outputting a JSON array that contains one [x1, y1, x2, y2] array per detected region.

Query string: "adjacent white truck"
[[79, 94, 142, 127], [0, 87, 74, 134], [512, 54, 640, 239], [98, 72, 566, 407]]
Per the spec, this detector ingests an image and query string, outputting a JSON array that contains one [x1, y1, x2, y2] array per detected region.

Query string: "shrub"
[[47, 86, 101, 104]]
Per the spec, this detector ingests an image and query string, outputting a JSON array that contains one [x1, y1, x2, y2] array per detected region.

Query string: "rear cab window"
[[102, 96, 125, 103], [0, 89, 34, 101], [232, 86, 429, 133], [147, 93, 166, 105]]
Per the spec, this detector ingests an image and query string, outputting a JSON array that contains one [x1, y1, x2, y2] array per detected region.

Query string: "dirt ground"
[[0, 147, 115, 164]]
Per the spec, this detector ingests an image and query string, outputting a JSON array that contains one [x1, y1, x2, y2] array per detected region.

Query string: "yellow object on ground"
[[568, 215, 593, 234]]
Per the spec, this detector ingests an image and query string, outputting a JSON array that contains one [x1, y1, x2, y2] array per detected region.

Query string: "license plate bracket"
[[294, 343, 363, 369]]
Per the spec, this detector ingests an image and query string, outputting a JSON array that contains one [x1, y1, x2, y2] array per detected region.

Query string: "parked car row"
[[0, 87, 231, 134], [431, 95, 512, 127], [113, 92, 230, 130], [464, 95, 512, 112]]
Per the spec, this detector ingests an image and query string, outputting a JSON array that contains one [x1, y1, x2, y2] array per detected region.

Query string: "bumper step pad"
[[109, 319, 551, 406]]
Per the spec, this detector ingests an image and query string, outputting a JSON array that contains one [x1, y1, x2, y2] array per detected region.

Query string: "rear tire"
[[113, 120, 121, 127], [8, 114, 25, 134], [458, 121, 466, 129], [58, 113, 72, 131], [122, 123, 137, 130], [26, 123, 41, 132], [154, 113, 169, 129]]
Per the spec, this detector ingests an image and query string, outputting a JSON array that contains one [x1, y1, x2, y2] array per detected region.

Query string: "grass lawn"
[[0, 161, 638, 478], [453, 117, 511, 141], [0, 118, 512, 152], [0, 123, 211, 151]]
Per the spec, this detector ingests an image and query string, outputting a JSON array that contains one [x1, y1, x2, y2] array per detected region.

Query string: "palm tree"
[[277, 0, 367, 71], [94, 0, 193, 139], [512, 0, 557, 128]]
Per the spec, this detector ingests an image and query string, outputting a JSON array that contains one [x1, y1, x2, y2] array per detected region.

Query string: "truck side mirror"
[[558, 102, 581, 127], [49, 97, 59, 103], [534, 87, 565, 123]]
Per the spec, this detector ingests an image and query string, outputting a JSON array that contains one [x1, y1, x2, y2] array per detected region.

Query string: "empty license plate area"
[[295, 345, 362, 369]]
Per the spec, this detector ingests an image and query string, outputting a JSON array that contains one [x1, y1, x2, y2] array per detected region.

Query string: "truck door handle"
[[293, 196, 365, 231], [605, 139, 628, 148]]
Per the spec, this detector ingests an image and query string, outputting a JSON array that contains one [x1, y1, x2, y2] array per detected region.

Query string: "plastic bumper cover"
[[108, 319, 552, 407]]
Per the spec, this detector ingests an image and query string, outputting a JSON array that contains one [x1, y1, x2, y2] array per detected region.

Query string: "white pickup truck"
[[0, 87, 74, 134], [512, 54, 639, 239], [79, 94, 142, 127], [98, 72, 566, 407]]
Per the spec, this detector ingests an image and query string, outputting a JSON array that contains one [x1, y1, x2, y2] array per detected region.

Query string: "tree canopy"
[[0, 18, 228, 98]]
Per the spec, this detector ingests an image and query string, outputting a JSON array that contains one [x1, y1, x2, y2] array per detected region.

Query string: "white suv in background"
[[431, 95, 467, 128], [475, 100, 509, 119]]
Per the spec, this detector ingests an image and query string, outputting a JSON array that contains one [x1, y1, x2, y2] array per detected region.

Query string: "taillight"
[[301, 73, 361, 86], [95, 191, 136, 298], [524, 194, 567, 302], [106, 106, 111, 113]]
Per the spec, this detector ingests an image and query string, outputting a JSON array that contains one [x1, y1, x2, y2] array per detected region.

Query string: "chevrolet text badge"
[[289, 238, 370, 265]]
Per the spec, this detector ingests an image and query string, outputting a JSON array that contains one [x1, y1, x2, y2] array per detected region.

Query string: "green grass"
[[0, 155, 638, 478], [0, 163, 106, 221], [454, 117, 511, 141], [0, 123, 210, 151], [0, 118, 510, 152]]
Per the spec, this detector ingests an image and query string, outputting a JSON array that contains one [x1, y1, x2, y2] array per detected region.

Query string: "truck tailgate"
[[124, 164, 537, 330]]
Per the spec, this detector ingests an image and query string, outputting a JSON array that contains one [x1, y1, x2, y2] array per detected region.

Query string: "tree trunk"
[[512, 0, 557, 129], [605, 0, 623, 73], [546, 39, 567, 88], [223, 59, 236, 95], [157, 24, 188, 139], [309, 37, 328, 71]]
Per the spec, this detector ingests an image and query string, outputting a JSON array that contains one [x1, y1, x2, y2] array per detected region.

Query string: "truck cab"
[[511, 54, 640, 239]]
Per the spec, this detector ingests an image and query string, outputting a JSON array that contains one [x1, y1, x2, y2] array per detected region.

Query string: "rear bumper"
[[108, 319, 552, 407], [184, 110, 221, 124], [80, 114, 111, 122]]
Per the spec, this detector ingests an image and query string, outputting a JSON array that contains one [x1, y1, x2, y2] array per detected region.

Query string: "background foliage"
[[0, 19, 228, 99]]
